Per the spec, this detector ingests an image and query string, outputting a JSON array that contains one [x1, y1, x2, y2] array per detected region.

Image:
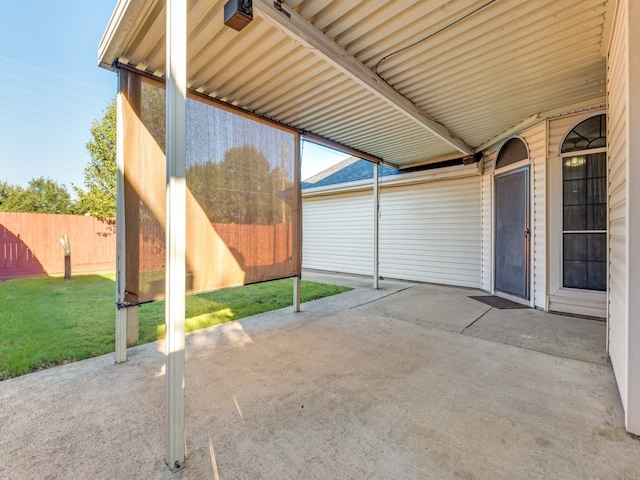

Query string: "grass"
[[0, 274, 350, 380]]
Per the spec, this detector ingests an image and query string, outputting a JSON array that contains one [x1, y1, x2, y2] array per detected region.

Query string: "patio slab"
[[356, 282, 491, 333], [0, 274, 637, 479], [463, 306, 608, 365]]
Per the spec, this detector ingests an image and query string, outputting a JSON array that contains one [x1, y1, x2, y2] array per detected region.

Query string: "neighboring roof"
[[99, 0, 612, 169], [302, 157, 400, 189]]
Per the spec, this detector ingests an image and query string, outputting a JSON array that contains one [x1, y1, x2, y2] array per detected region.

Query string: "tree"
[[187, 145, 287, 225], [0, 177, 73, 214], [74, 99, 117, 218], [0, 180, 22, 211], [0, 180, 15, 206]]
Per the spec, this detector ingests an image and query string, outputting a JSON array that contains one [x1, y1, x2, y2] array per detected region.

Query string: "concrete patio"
[[0, 272, 638, 479]]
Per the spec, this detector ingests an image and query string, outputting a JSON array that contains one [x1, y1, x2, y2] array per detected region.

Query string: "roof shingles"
[[302, 157, 400, 189]]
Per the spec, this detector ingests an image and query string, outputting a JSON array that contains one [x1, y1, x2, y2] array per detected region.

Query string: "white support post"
[[126, 308, 139, 347], [293, 133, 302, 313], [165, 0, 187, 470], [115, 71, 128, 364], [373, 162, 379, 289], [626, 0, 640, 435], [293, 276, 301, 312]]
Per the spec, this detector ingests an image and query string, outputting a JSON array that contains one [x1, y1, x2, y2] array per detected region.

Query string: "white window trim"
[[547, 118, 607, 317]]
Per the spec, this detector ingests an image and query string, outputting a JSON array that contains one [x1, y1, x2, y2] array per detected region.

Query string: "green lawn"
[[0, 274, 350, 380]]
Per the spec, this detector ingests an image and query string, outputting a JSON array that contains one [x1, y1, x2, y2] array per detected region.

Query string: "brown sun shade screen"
[[120, 69, 301, 303]]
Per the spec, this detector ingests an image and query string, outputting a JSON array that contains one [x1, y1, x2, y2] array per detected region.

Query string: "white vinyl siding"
[[481, 159, 495, 292], [528, 123, 547, 309], [480, 123, 545, 307], [481, 156, 493, 292], [303, 175, 482, 288], [303, 191, 373, 276], [379, 176, 482, 288], [607, 0, 632, 428]]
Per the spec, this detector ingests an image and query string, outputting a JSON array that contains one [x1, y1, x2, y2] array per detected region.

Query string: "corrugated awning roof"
[[99, 0, 611, 168]]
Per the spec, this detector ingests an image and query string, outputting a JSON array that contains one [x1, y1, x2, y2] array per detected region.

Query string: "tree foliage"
[[187, 145, 288, 224], [0, 177, 73, 214], [1, 97, 296, 223], [0, 181, 15, 206], [141, 82, 166, 150], [0, 99, 117, 216], [73, 98, 117, 218]]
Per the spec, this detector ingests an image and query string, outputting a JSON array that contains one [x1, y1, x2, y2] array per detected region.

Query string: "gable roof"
[[302, 157, 400, 189]]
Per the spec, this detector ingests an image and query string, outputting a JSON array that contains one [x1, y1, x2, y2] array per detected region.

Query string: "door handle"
[[524, 228, 530, 238]]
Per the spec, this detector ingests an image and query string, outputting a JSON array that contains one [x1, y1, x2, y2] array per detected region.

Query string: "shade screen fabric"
[[119, 69, 301, 303]]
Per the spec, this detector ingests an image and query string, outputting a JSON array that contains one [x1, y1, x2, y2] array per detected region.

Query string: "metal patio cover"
[[99, 0, 610, 168]]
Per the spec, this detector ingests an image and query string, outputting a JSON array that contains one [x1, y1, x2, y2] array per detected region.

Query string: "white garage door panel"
[[302, 175, 482, 287], [379, 177, 482, 287], [302, 191, 374, 275]]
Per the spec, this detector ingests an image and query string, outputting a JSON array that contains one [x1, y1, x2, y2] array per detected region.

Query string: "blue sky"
[[0, 1, 116, 192], [0, 1, 346, 194]]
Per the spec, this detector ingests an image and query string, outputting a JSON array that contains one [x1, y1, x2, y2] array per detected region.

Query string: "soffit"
[[99, 0, 610, 168]]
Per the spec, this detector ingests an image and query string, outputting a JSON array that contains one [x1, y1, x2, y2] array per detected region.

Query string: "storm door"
[[494, 167, 530, 299]]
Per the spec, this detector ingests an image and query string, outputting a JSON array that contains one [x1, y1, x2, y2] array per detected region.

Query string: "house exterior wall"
[[378, 176, 481, 288], [607, 0, 640, 434], [530, 123, 547, 309], [480, 153, 495, 293], [625, 0, 640, 434], [607, 0, 628, 415], [479, 122, 546, 308], [305, 105, 609, 314], [303, 190, 374, 276], [302, 172, 482, 288], [546, 111, 608, 318]]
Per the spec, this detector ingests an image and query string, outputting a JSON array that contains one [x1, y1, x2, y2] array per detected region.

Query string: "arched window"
[[561, 114, 606, 153], [496, 137, 528, 169], [560, 114, 606, 291]]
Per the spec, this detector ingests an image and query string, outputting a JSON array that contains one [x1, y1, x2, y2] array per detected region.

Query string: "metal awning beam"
[[254, 0, 473, 156], [302, 131, 384, 165]]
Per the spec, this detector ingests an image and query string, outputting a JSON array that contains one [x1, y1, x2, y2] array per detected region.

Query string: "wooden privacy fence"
[[0, 212, 293, 281], [138, 218, 293, 273], [0, 212, 116, 279]]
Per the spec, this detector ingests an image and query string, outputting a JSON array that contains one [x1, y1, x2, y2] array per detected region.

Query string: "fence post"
[[59, 234, 71, 280], [293, 275, 301, 312]]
